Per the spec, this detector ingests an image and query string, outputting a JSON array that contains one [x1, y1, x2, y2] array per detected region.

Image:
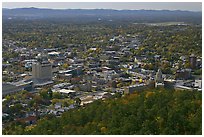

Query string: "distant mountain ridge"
[[3, 8, 202, 24]]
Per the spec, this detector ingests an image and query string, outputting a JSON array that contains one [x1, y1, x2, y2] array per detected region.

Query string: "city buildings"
[[32, 61, 53, 86]]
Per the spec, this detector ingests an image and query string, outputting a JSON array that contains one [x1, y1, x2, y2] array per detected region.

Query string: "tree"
[[39, 90, 49, 100], [74, 98, 81, 107], [62, 63, 69, 69], [52, 92, 63, 99], [47, 89, 53, 99], [114, 92, 122, 98]]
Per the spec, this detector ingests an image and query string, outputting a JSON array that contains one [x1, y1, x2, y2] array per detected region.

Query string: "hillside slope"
[[3, 89, 202, 135]]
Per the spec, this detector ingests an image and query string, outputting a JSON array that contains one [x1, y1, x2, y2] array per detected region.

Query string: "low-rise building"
[[175, 69, 191, 80]]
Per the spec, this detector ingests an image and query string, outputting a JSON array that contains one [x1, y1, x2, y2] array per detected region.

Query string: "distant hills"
[[2, 8, 202, 24]]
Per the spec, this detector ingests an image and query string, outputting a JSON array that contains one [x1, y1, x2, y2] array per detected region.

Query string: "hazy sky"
[[3, 2, 202, 11]]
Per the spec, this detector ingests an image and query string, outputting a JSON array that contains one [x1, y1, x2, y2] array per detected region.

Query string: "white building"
[[155, 69, 164, 88], [194, 80, 202, 89]]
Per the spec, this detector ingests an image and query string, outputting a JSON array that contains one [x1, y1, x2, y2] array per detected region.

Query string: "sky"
[[2, 2, 202, 11]]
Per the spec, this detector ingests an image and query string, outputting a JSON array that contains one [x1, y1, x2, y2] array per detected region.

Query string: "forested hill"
[[3, 8, 202, 24], [3, 89, 202, 135]]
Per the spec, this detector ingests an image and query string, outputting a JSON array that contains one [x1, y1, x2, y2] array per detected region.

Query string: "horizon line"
[[2, 7, 202, 12]]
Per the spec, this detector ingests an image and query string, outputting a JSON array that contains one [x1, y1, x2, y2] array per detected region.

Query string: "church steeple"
[[155, 69, 164, 88]]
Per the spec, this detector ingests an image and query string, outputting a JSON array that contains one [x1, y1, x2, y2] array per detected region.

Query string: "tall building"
[[32, 61, 52, 81], [189, 54, 197, 69], [155, 69, 164, 88]]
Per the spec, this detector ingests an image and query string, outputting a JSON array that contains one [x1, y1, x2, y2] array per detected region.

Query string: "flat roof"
[[174, 85, 192, 90], [48, 51, 60, 55], [58, 89, 76, 94]]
